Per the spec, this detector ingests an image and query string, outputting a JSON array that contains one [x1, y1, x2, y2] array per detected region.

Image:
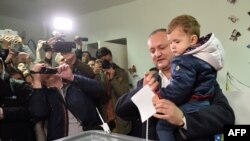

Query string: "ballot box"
[[55, 130, 154, 141]]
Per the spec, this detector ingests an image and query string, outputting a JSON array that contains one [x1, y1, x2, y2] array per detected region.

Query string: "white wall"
[[1, 0, 249, 91], [0, 15, 44, 43], [72, 0, 250, 91]]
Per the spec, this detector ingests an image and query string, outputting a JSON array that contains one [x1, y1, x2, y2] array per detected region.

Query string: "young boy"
[[156, 15, 224, 141]]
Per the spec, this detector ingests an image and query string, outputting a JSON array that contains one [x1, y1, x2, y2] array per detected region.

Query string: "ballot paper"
[[131, 85, 156, 122]]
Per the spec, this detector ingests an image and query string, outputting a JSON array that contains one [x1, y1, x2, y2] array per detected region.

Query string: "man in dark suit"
[[116, 28, 235, 141]]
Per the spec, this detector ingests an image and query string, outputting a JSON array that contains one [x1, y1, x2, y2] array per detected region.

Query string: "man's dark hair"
[[96, 47, 112, 59]]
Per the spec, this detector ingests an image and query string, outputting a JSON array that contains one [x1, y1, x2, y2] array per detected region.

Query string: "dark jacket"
[[73, 59, 95, 78], [115, 79, 235, 141], [29, 75, 102, 141], [0, 76, 35, 141], [160, 55, 216, 107]]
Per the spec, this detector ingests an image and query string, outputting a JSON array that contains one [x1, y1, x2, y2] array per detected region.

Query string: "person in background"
[[96, 47, 116, 65], [29, 63, 103, 141], [87, 58, 96, 70], [96, 47, 132, 135], [101, 60, 132, 134], [54, 53, 65, 67], [60, 50, 95, 78], [40, 37, 95, 78], [116, 28, 234, 141], [81, 51, 93, 64], [0, 48, 35, 141]]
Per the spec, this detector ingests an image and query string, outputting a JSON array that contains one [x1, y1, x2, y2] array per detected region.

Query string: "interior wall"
[[0, 15, 44, 44], [73, 0, 250, 91]]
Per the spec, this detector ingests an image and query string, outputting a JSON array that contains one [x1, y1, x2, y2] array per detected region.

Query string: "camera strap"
[[29, 70, 40, 74]]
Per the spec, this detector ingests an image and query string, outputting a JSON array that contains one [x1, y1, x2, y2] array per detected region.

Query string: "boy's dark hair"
[[96, 47, 112, 59]]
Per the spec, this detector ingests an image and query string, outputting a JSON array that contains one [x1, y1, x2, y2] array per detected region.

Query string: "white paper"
[[131, 85, 156, 122]]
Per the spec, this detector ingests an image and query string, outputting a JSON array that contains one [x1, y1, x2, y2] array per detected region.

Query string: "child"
[[156, 15, 224, 141]]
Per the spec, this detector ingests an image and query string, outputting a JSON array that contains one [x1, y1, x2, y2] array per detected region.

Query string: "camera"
[[74, 36, 88, 42], [39, 67, 58, 74], [42, 42, 52, 51], [52, 41, 76, 53], [101, 60, 112, 69]]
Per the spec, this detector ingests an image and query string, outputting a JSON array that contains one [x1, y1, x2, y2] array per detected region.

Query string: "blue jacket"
[[30, 75, 102, 141], [160, 54, 216, 107]]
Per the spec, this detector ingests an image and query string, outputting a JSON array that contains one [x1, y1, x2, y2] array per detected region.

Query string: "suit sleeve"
[[178, 82, 235, 139], [29, 88, 49, 121], [115, 81, 142, 120], [72, 74, 103, 98]]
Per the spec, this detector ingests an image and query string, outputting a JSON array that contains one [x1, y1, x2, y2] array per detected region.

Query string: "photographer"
[[98, 59, 131, 135], [0, 48, 35, 140], [29, 63, 103, 140], [53, 40, 95, 78]]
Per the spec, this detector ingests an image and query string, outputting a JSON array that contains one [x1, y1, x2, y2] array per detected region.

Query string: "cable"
[[226, 72, 250, 90], [146, 119, 149, 141]]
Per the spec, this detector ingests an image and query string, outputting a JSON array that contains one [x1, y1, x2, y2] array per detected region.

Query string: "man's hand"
[[30, 63, 45, 88], [0, 107, 4, 120], [143, 72, 159, 92], [103, 67, 115, 80], [152, 95, 184, 127], [58, 64, 74, 81]]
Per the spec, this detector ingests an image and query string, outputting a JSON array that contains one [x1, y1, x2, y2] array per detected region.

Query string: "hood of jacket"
[[184, 33, 225, 71]]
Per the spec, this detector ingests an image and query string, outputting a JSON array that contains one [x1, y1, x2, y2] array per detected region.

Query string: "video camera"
[[30, 67, 58, 74], [40, 67, 58, 74], [101, 60, 112, 69], [42, 41, 51, 51], [53, 41, 76, 53], [74, 36, 88, 42]]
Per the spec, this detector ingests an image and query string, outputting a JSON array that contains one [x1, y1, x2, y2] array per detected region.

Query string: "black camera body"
[[39, 67, 58, 74], [101, 60, 112, 69], [53, 41, 76, 53], [42, 42, 52, 51], [78, 37, 88, 42], [75, 36, 88, 42]]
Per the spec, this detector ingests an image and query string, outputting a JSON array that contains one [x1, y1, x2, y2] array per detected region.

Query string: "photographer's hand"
[[58, 64, 74, 81], [30, 63, 45, 88], [4, 49, 15, 64]]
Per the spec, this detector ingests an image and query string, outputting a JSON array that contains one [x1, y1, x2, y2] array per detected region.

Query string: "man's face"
[[41, 73, 60, 87], [148, 31, 173, 71], [87, 60, 95, 69], [61, 52, 76, 66], [81, 52, 90, 63], [167, 26, 195, 56]]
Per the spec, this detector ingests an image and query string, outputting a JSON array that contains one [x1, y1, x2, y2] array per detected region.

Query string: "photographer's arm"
[[44, 50, 52, 66], [30, 64, 50, 119], [58, 64, 102, 98], [35, 40, 45, 62]]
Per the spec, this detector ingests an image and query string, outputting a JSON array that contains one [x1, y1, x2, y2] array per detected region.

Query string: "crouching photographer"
[[29, 63, 103, 141]]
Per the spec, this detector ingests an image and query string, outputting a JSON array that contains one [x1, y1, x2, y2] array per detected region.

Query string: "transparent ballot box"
[[55, 130, 153, 141]]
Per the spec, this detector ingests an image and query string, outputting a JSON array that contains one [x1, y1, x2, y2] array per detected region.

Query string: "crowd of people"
[[0, 14, 235, 141]]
